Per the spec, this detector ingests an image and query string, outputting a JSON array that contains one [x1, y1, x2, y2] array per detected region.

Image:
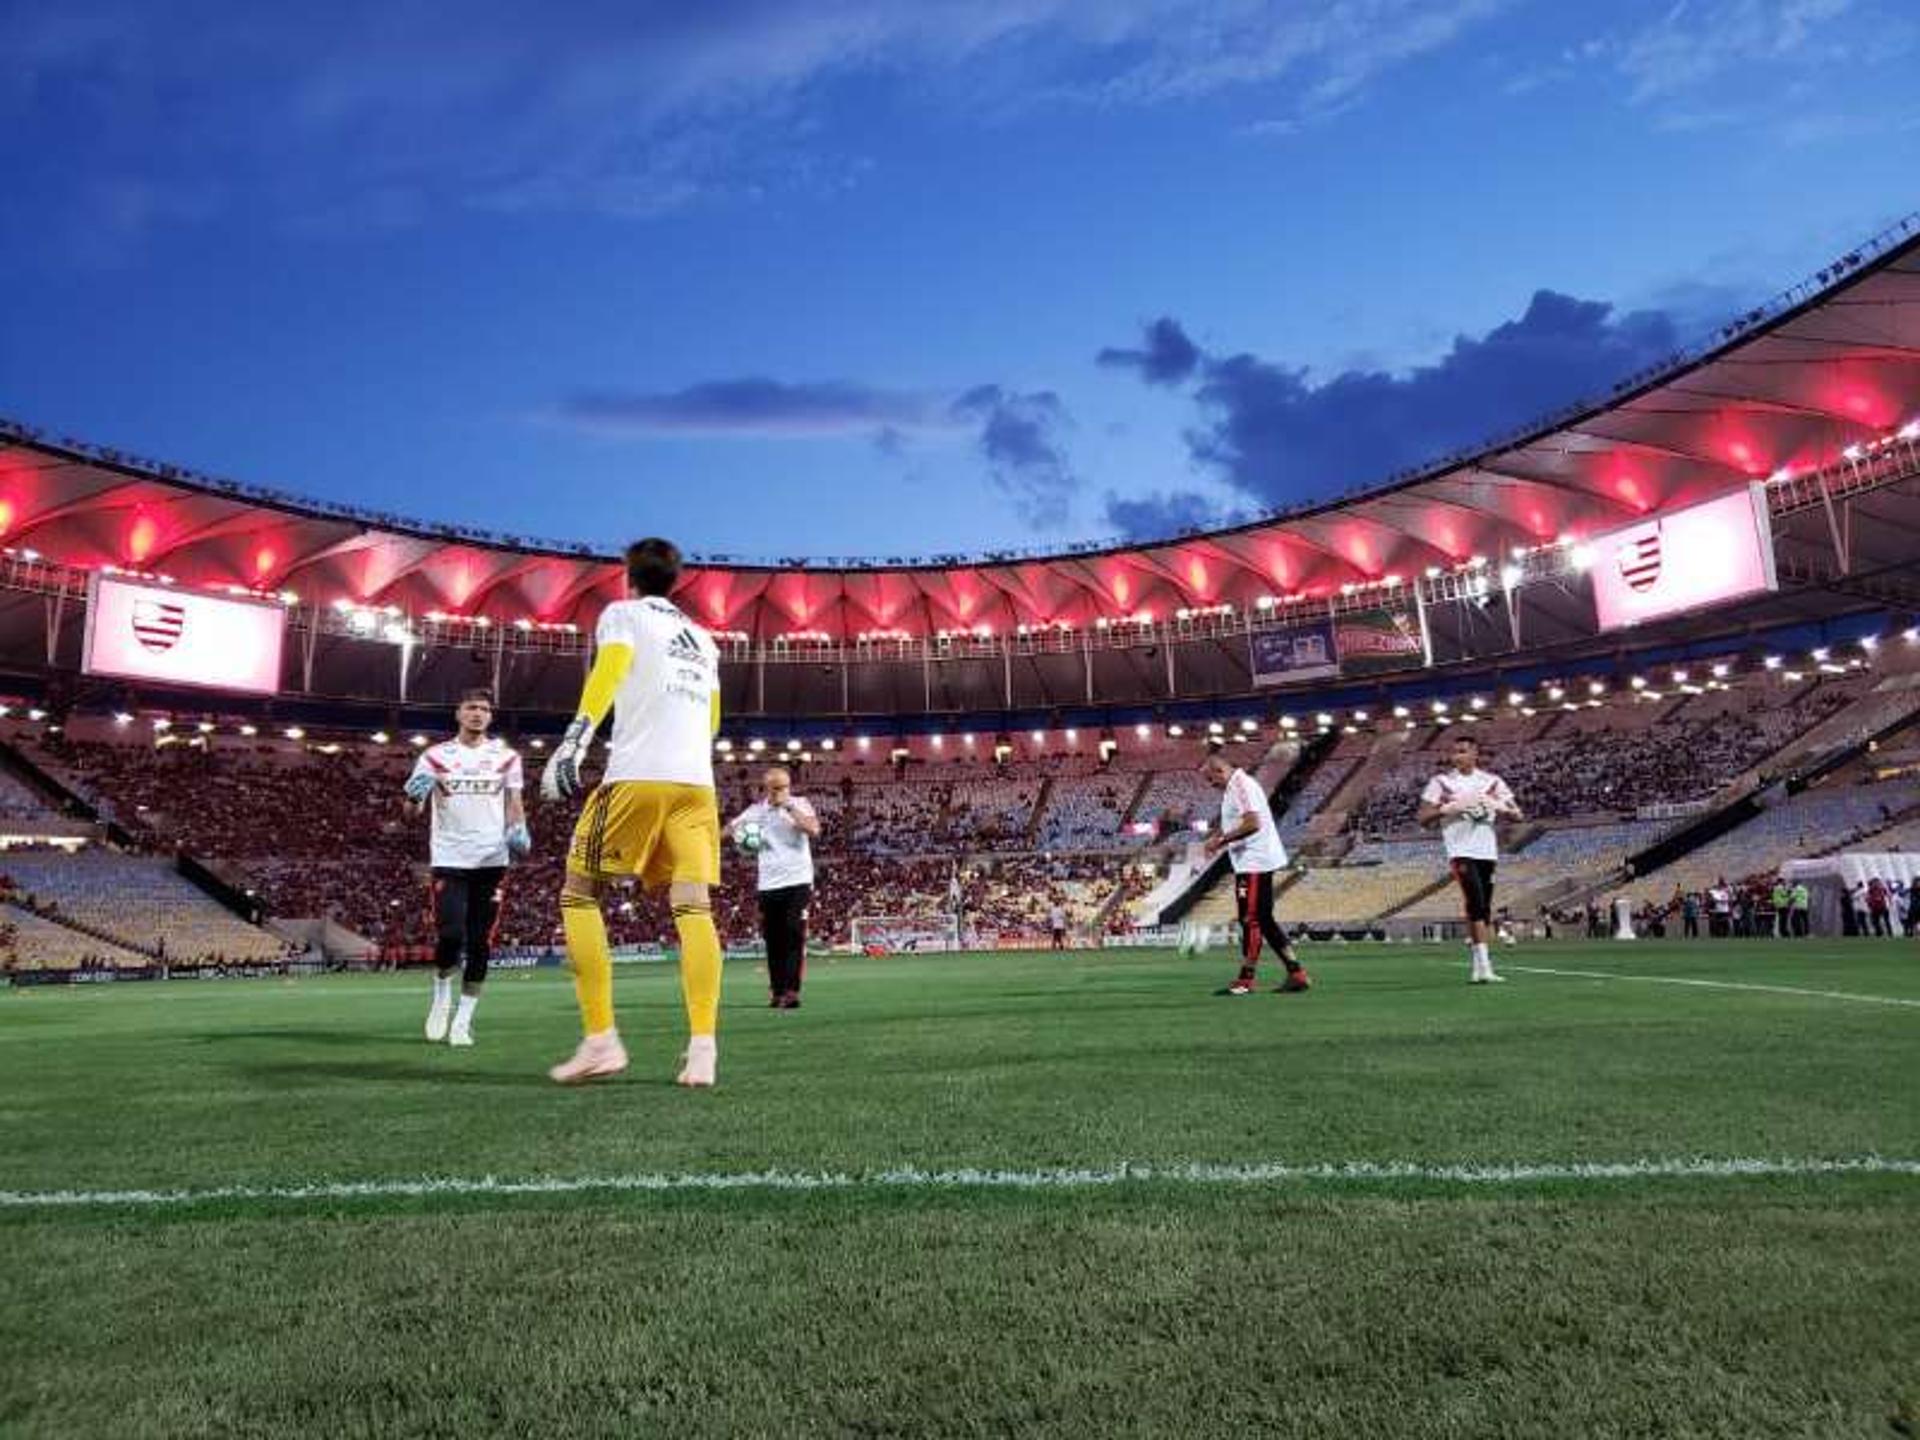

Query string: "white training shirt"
[[1219, 768, 1288, 873], [731, 796, 817, 891], [596, 596, 720, 788], [1419, 767, 1514, 862], [411, 736, 523, 870]]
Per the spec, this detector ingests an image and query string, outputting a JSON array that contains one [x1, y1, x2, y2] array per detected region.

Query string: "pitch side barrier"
[[1156, 731, 1334, 927]]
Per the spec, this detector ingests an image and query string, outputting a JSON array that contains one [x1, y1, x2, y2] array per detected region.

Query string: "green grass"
[[3, 941, 1917, 1438]]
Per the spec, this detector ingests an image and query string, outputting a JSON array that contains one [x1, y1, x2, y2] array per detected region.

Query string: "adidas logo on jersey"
[[667, 627, 707, 662]]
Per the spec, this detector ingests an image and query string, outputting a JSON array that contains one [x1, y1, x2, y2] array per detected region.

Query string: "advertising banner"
[[1249, 618, 1340, 687], [1334, 607, 1424, 676]]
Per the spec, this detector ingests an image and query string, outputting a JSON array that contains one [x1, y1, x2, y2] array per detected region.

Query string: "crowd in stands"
[[6, 661, 1917, 970], [1353, 682, 1868, 835]]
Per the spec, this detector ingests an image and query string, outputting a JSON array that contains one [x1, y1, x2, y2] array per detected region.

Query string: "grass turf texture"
[[2, 941, 1916, 1438]]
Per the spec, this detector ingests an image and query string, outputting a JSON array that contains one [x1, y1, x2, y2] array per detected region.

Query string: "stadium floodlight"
[[530, 739, 546, 751], [1507, 691, 1524, 706], [1167, 724, 1184, 737], [238, 723, 256, 736], [1239, 718, 1257, 731], [931, 734, 943, 749], [1672, 669, 1688, 684], [1469, 696, 1487, 710], [1810, 647, 1830, 662], [1392, 705, 1410, 718], [1431, 700, 1448, 714], [1500, 564, 1523, 588], [284, 727, 304, 741], [1630, 676, 1646, 690], [1255, 595, 1277, 610], [370, 731, 390, 744], [1784, 670, 1804, 682], [1763, 655, 1782, 669], [1468, 555, 1488, 569], [279, 591, 299, 606], [1135, 723, 1151, 738], [113, 712, 132, 725], [962, 734, 974, 746], [1905, 628, 1919, 644], [1900, 419, 1920, 440], [1280, 715, 1297, 728], [857, 736, 871, 750], [1207, 721, 1224, 735], [1383, 574, 1402, 587], [748, 738, 766, 753], [1860, 635, 1879, 651], [1340, 583, 1356, 596], [1768, 466, 1793, 483], [197, 722, 214, 734], [715, 738, 731, 753], [1316, 712, 1333, 725], [1031, 729, 1045, 744], [381, 622, 412, 645], [1547, 686, 1565, 701], [1065, 728, 1078, 742], [152, 717, 171, 731], [1425, 565, 1442, 579], [821, 737, 837, 751], [1568, 544, 1595, 571], [1353, 710, 1369, 723], [1842, 444, 1862, 461], [1711, 662, 1730, 677]]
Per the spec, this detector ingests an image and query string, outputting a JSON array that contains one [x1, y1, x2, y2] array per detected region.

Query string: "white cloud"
[[0, 1, 1513, 229]]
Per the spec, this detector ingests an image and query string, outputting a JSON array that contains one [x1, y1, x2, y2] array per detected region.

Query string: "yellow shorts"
[[567, 781, 721, 888]]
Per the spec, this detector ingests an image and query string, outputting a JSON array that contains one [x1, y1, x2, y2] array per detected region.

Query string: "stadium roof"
[[2, 216, 1918, 647]]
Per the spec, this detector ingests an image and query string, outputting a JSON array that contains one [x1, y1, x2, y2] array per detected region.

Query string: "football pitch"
[[3, 941, 1917, 1439]]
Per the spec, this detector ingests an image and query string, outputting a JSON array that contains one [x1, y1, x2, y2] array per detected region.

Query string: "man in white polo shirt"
[[1201, 750, 1310, 996], [729, 765, 821, 1009], [1418, 733, 1523, 984]]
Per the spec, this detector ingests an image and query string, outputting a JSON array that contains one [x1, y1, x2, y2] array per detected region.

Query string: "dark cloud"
[[1097, 316, 1201, 385], [951, 384, 1077, 528], [1105, 489, 1230, 540], [558, 379, 946, 437], [1100, 291, 1688, 512]]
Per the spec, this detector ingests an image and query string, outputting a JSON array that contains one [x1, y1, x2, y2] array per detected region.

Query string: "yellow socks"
[[671, 902, 722, 1037], [561, 891, 615, 1035]]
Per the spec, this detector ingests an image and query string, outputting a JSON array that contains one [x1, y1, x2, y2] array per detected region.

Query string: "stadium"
[[4, 128, 1920, 1440]]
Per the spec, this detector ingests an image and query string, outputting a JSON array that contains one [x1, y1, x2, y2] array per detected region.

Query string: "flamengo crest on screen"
[[1616, 530, 1663, 593], [131, 598, 186, 653]]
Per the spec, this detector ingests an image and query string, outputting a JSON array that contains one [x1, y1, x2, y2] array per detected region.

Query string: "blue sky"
[[1, 0, 1915, 559]]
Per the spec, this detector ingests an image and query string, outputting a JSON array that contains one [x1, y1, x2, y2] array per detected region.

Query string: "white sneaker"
[[1471, 971, 1506, 984], [676, 1035, 717, 1088], [448, 1022, 474, 1048], [425, 1000, 452, 1042]]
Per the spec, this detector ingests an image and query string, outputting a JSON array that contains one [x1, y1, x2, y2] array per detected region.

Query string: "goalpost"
[[849, 914, 964, 953]]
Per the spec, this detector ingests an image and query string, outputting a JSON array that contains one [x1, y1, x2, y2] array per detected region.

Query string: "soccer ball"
[[1463, 800, 1495, 824], [736, 821, 765, 855]]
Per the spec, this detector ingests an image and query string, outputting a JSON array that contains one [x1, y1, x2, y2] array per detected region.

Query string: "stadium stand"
[[2, 850, 289, 965]]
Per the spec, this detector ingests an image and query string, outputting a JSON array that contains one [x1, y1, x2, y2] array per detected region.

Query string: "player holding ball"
[[1417, 733, 1522, 984]]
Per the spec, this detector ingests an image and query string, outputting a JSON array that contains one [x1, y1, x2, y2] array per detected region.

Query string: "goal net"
[[849, 914, 963, 954]]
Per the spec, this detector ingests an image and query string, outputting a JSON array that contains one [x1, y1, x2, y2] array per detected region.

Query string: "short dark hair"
[[1452, 733, 1478, 748], [458, 688, 494, 708], [626, 537, 683, 597]]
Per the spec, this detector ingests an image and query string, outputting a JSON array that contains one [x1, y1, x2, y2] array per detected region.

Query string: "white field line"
[[1508, 964, 1920, 1009], [2, 1156, 1916, 1211]]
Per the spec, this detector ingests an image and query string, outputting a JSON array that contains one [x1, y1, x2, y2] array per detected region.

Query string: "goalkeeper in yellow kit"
[[541, 537, 726, 1087]]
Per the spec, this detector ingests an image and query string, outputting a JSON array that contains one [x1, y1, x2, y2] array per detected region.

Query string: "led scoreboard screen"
[[83, 574, 287, 695], [1589, 483, 1779, 632]]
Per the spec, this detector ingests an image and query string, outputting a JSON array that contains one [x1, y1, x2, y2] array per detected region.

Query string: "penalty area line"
[[3, 1155, 1917, 1211], [1508, 964, 1920, 1009]]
